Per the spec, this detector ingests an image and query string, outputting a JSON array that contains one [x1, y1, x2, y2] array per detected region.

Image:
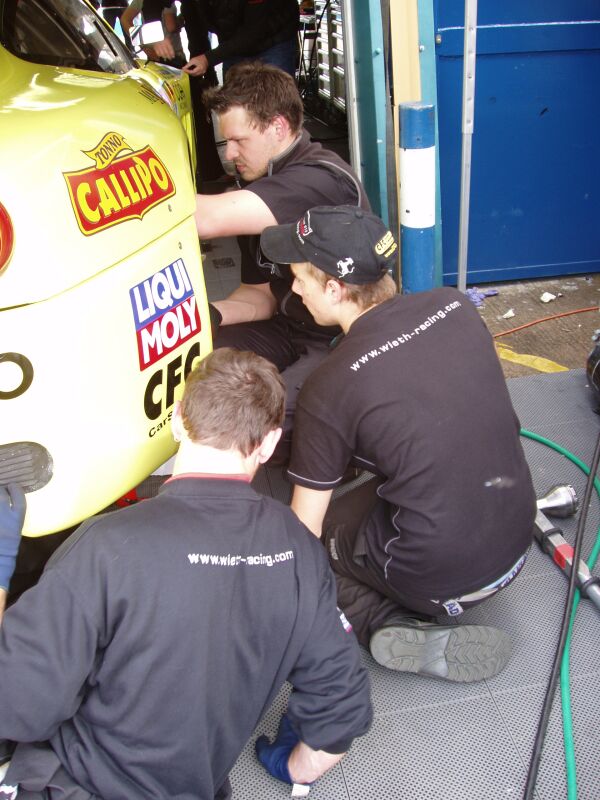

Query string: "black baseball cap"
[[260, 205, 398, 285]]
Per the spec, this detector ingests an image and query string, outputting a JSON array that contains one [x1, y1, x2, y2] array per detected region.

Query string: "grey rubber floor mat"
[[230, 369, 600, 799]]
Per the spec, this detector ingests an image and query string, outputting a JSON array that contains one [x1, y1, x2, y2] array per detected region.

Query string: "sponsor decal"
[[0, 352, 33, 400], [131, 260, 203, 428], [130, 259, 200, 372], [442, 599, 464, 617], [374, 230, 398, 258], [338, 607, 353, 633], [336, 257, 355, 278], [64, 132, 175, 235], [296, 210, 312, 242], [137, 82, 163, 104], [144, 340, 201, 424]]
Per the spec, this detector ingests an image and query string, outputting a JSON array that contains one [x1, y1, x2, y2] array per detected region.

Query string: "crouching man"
[[0, 348, 372, 798], [260, 206, 536, 683]]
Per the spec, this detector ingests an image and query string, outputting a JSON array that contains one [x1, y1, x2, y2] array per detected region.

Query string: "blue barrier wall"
[[434, 1, 600, 285]]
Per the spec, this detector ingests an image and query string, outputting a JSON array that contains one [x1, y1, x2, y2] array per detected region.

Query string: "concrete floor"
[[475, 273, 600, 379]]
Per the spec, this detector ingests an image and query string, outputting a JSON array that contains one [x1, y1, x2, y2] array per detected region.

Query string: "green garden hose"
[[520, 428, 600, 800]]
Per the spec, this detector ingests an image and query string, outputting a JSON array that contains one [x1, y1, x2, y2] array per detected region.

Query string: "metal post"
[[457, 0, 478, 293], [399, 102, 436, 293], [342, 0, 362, 182]]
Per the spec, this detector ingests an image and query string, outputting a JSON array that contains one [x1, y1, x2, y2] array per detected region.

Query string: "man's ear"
[[171, 400, 184, 443], [326, 278, 344, 304], [271, 114, 290, 140], [257, 428, 283, 464]]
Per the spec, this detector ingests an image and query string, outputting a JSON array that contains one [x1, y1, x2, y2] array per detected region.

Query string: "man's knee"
[[213, 322, 298, 373]]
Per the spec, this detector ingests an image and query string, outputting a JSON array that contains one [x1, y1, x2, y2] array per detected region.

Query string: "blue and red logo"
[[130, 259, 201, 371]]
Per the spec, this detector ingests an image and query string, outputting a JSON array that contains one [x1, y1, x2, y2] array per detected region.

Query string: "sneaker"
[[369, 620, 511, 682]]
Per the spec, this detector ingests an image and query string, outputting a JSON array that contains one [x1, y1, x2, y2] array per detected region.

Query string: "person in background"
[[120, 0, 173, 30], [98, 0, 128, 31], [260, 205, 536, 683], [0, 348, 372, 799], [121, 0, 227, 190], [121, 0, 185, 65], [152, 0, 300, 79]]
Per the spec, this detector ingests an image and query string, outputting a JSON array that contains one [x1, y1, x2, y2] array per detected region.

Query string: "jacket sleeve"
[[180, 0, 211, 58], [0, 533, 102, 742], [285, 559, 373, 753]]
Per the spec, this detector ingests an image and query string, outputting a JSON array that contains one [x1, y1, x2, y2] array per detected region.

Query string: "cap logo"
[[296, 210, 313, 243], [337, 257, 355, 278], [375, 230, 397, 257]]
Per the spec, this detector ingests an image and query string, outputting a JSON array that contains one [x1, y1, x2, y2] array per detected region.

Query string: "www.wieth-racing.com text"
[[187, 550, 294, 567], [350, 300, 461, 372]]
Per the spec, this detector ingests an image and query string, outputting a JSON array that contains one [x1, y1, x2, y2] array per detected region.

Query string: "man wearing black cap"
[[260, 205, 536, 683]]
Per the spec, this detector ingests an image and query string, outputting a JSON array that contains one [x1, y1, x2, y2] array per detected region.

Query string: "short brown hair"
[[180, 348, 285, 457], [204, 62, 304, 134], [306, 263, 397, 311]]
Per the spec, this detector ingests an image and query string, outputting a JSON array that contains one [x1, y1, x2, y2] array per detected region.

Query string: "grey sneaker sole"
[[369, 623, 511, 682]]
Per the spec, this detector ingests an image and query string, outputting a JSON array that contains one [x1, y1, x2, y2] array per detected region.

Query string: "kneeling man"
[[260, 206, 536, 683], [0, 348, 372, 798]]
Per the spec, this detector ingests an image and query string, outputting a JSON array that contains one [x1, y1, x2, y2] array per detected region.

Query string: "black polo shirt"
[[288, 288, 536, 599]]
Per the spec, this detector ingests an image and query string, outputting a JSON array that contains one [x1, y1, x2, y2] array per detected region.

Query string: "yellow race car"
[[0, 0, 211, 536]]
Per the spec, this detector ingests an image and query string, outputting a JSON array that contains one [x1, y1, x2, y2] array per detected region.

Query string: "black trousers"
[[214, 316, 332, 463], [3, 742, 232, 800], [321, 478, 425, 647], [190, 71, 226, 189], [322, 478, 528, 647], [3, 742, 95, 799]]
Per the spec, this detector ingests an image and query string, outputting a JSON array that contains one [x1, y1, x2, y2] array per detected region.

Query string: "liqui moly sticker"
[[130, 259, 200, 371]]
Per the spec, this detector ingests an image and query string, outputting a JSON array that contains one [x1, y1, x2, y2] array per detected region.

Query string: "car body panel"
[[0, 0, 211, 536], [0, 44, 197, 305]]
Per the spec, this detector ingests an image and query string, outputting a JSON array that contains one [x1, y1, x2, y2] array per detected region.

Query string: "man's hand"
[[0, 484, 26, 592], [255, 715, 301, 786], [151, 37, 176, 61], [183, 54, 209, 77], [256, 714, 345, 787], [208, 302, 222, 338]]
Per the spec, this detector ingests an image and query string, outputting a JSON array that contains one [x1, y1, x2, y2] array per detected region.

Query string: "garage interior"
[[174, 3, 600, 796], [6, 1, 600, 798]]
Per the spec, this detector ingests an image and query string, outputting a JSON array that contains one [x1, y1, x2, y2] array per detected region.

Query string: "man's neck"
[[268, 132, 302, 173], [172, 443, 255, 480], [340, 302, 379, 333]]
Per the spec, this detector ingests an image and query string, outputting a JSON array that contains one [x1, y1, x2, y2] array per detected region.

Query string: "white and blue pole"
[[399, 102, 436, 293]]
